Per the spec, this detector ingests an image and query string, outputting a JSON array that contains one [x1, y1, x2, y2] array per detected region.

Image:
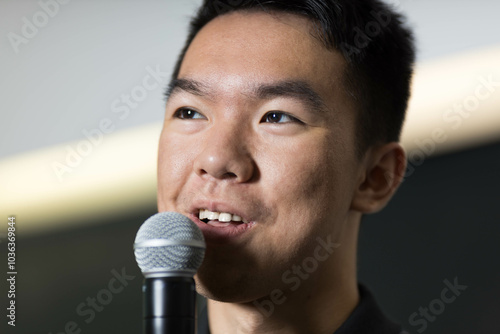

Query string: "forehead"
[[178, 11, 347, 101]]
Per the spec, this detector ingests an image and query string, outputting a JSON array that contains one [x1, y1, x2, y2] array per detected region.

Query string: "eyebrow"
[[255, 80, 329, 113], [165, 78, 330, 113], [165, 78, 208, 99]]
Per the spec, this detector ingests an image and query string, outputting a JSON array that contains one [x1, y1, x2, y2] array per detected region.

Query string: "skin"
[[157, 10, 406, 334]]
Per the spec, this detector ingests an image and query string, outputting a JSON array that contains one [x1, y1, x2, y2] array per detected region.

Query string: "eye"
[[173, 108, 206, 120], [261, 111, 301, 124]]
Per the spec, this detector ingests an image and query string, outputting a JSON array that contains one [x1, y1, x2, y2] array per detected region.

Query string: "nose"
[[193, 124, 255, 183]]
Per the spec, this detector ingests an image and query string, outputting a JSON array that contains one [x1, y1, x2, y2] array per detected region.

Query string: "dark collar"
[[334, 284, 406, 334], [197, 284, 406, 334]]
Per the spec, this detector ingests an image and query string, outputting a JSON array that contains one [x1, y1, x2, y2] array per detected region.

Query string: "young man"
[[157, 0, 415, 333]]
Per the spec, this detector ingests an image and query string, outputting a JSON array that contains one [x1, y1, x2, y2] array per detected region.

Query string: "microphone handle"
[[144, 276, 196, 334]]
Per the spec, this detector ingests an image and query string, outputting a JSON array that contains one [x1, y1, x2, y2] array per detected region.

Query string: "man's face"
[[158, 11, 363, 302]]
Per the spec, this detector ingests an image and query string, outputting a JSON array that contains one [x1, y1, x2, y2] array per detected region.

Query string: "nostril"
[[197, 168, 236, 179], [193, 147, 255, 182]]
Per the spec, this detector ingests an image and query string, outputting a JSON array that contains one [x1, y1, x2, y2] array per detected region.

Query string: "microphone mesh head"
[[134, 212, 205, 277]]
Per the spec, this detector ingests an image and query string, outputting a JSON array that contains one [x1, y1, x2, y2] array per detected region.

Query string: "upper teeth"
[[199, 209, 247, 223]]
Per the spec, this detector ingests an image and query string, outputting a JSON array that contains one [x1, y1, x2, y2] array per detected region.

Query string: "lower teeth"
[[202, 219, 241, 225]]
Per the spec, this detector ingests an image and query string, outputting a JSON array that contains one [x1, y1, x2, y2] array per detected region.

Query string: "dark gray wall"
[[359, 140, 500, 333]]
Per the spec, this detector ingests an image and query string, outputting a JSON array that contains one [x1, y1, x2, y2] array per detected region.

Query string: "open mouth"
[[192, 208, 255, 242], [198, 209, 249, 226]]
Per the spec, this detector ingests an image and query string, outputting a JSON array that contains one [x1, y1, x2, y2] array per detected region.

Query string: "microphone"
[[134, 212, 206, 334]]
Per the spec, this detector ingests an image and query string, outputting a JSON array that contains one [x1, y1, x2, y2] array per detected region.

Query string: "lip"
[[189, 213, 255, 244], [187, 200, 256, 244], [189, 200, 250, 220]]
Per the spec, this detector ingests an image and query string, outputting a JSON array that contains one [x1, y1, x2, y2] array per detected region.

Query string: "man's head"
[[171, 0, 415, 156], [157, 0, 414, 306]]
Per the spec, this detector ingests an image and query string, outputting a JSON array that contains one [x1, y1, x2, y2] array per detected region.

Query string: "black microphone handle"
[[144, 276, 197, 334]]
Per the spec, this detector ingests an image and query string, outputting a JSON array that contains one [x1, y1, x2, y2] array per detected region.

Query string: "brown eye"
[[261, 111, 301, 124], [266, 112, 283, 123], [173, 108, 206, 120]]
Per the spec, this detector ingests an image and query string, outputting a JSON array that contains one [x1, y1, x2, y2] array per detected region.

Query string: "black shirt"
[[197, 284, 408, 334]]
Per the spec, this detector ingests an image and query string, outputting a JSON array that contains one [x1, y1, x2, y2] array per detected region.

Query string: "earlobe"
[[350, 142, 407, 213]]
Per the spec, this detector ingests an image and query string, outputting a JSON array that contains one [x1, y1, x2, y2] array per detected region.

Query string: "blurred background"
[[1, 0, 499, 333]]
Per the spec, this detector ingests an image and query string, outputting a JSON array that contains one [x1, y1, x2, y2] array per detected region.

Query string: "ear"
[[350, 142, 406, 213]]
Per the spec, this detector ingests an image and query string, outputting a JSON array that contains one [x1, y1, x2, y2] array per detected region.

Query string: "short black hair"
[[169, 0, 415, 155]]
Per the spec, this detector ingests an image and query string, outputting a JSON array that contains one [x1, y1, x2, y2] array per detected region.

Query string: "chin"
[[194, 264, 269, 304]]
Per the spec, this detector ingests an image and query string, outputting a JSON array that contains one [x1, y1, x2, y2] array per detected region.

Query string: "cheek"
[[260, 133, 354, 235], [265, 138, 340, 206], [246, 139, 344, 275], [157, 132, 194, 210]]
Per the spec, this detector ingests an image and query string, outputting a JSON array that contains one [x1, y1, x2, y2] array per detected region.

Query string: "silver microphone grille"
[[134, 212, 205, 278]]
